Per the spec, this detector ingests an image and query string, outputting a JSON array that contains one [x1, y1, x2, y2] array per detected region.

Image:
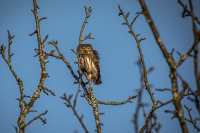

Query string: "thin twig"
[[16, 0, 50, 132], [184, 105, 200, 132], [177, 0, 200, 25], [98, 95, 137, 106], [25, 110, 48, 128], [0, 32, 26, 133], [118, 5, 157, 107], [0, 1, 51, 131], [187, 0, 200, 95], [79, 6, 92, 44], [48, 40, 80, 83], [61, 92, 89, 133], [26, 0, 49, 111]]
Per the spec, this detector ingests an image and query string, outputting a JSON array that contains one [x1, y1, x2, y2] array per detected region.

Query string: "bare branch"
[[47, 40, 80, 82], [61, 93, 89, 133], [84, 88, 102, 133], [98, 95, 137, 106], [42, 86, 56, 96], [177, 0, 200, 25], [155, 88, 171, 92], [25, 110, 48, 128], [0, 32, 26, 133], [118, 5, 157, 107], [79, 6, 93, 44], [73, 89, 81, 108], [184, 105, 200, 132], [138, 0, 188, 132], [7, 30, 15, 63]]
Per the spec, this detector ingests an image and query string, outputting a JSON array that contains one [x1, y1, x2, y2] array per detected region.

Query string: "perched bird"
[[76, 44, 102, 85]]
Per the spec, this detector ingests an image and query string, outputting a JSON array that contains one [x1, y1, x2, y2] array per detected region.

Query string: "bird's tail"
[[95, 73, 102, 85]]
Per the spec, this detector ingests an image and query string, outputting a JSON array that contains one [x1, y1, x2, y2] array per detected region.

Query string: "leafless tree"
[[0, 0, 199, 133]]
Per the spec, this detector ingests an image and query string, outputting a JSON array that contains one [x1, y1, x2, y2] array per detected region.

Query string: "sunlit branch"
[[0, 1, 51, 131], [0, 31, 26, 133], [79, 6, 93, 44]]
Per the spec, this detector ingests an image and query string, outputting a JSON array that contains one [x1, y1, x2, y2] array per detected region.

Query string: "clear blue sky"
[[0, 0, 199, 133]]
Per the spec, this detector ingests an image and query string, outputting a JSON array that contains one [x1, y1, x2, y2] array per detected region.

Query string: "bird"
[[76, 43, 102, 85]]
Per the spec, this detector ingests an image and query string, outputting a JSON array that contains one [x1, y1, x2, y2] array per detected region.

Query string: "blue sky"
[[0, 0, 199, 133]]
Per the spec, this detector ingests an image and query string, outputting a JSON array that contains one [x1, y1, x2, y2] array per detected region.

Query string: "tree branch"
[[0, 32, 26, 133], [118, 5, 157, 107], [25, 110, 48, 128], [79, 6, 93, 44], [61, 91, 89, 133], [98, 95, 137, 106], [137, 0, 188, 132]]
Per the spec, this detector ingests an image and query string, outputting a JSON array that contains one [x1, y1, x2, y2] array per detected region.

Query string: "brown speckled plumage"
[[76, 44, 102, 85]]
